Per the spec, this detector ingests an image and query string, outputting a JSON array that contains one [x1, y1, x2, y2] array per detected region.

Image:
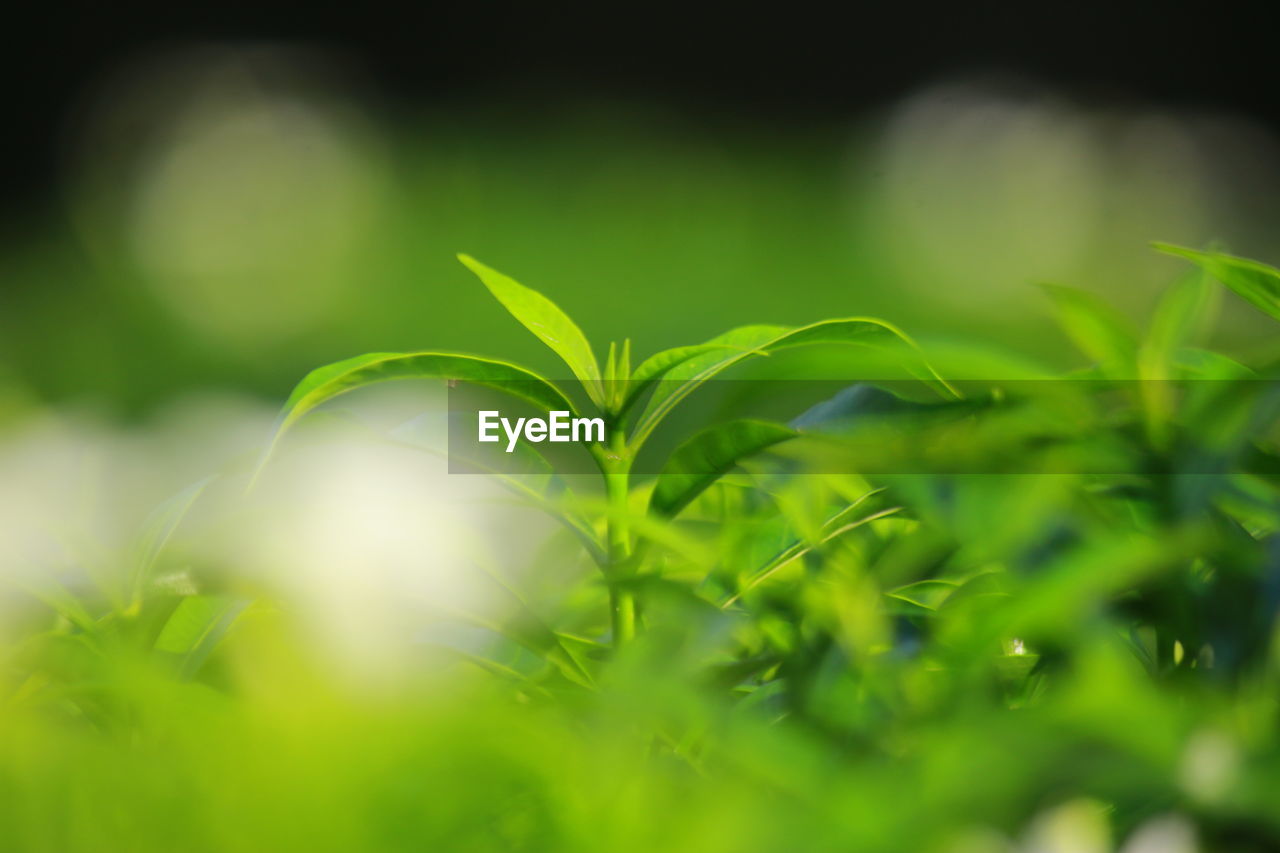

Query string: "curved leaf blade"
[[650, 419, 796, 519], [1145, 268, 1216, 364], [1040, 284, 1137, 372], [153, 595, 250, 680], [620, 341, 756, 418], [1155, 243, 1280, 323], [631, 319, 954, 447], [256, 352, 575, 485], [457, 254, 604, 405], [1175, 347, 1256, 380], [130, 475, 216, 603], [722, 493, 900, 607]]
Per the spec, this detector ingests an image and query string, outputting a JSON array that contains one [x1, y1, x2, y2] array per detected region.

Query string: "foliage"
[[3, 244, 1280, 851]]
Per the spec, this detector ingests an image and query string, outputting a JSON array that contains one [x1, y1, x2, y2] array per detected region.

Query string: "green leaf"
[[1145, 267, 1217, 363], [130, 476, 214, 604], [600, 339, 634, 412], [1040, 284, 1137, 372], [1138, 270, 1217, 446], [630, 319, 954, 448], [886, 579, 960, 612], [909, 339, 1055, 382], [153, 595, 250, 679], [14, 576, 97, 632], [619, 342, 752, 418], [722, 492, 900, 607], [255, 351, 576, 484], [457, 254, 605, 405], [650, 420, 796, 519], [462, 570, 596, 689], [1155, 243, 1280, 322], [1174, 347, 1255, 380]]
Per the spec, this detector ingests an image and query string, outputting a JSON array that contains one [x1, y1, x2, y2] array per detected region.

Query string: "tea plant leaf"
[[1146, 268, 1216, 362], [622, 342, 750, 409], [457, 254, 605, 406], [602, 338, 633, 411], [604, 340, 617, 387], [650, 419, 796, 519], [442, 649, 553, 699], [912, 339, 1055, 380], [1041, 284, 1138, 372], [256, 351, 576, 483], [723, 498, 902, 607], [630, 319, 954, 448], [457, 614, 596, 690], [886, 579, 960, 612], [1155, 243, 1280, 322], [1175, 347, 1255, 379], [153, 595, 250, 680], [284, 352, 573, 422], [464, 571, 596, 689], [12, 576, 97, 631], [1139, 269, 1216, 445], [129, 476, 215, 605]]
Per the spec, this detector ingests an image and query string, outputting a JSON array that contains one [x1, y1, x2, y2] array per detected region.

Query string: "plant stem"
[[611, 585, 636, 649], [604, 427, 635, 648]]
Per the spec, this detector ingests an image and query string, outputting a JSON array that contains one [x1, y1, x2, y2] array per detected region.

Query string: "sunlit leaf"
[[458, 254, 605, 405], [630, 319, 955, 447], [153, 595, 250, 679], [255, 351, 575, 483], [620, 341, 751, 416]]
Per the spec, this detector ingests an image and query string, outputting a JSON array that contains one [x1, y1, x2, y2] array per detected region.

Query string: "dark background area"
[[5, 1, 1276, 212], [2, 0, 1277, 417]]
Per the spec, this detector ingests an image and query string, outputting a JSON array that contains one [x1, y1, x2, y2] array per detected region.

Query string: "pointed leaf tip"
[[456, 254, 605, 405], [1154, 243, 1280, 323]]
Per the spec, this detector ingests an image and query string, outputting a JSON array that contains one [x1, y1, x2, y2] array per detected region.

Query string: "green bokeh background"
[[5, 88, 1278, 417]]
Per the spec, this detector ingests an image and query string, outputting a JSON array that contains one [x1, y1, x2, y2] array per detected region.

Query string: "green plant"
[[261, 254, 958, 656], [13, 241, 1278, 850], [6, 476, 250, 728], [261, 245, 1280, 706]]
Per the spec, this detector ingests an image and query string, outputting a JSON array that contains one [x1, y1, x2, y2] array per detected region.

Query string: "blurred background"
[[4, 2, 1280, 417]]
